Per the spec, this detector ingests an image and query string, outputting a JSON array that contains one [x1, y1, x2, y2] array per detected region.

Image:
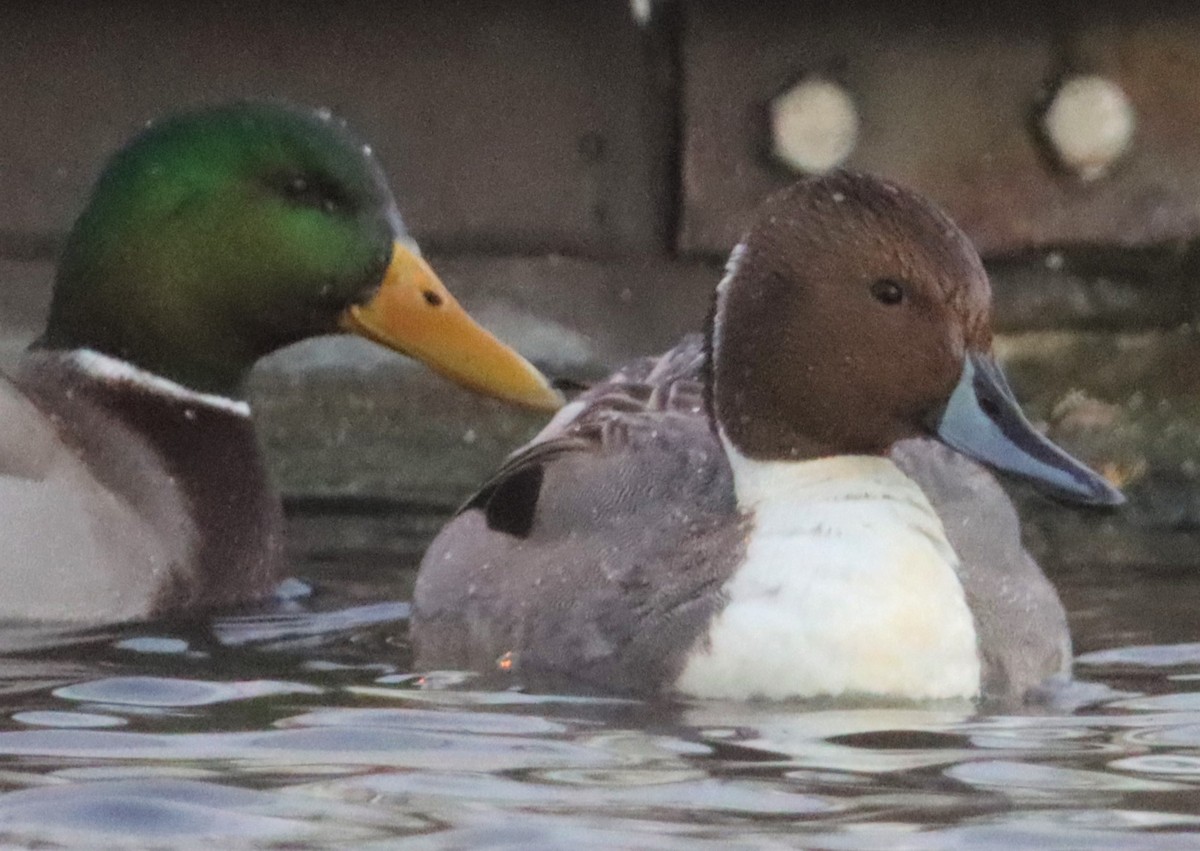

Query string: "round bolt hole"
[[1041, 75, 1135, 181], [770, 79, 860, 174]]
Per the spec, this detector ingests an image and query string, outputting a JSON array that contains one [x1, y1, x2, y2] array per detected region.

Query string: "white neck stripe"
[[709, 241, 745, 436], [68, 349, 251, 417]]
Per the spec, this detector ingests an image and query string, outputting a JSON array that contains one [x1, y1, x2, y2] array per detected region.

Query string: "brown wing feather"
[[414, 335, 742, 694], [461, 335, 711, 536]]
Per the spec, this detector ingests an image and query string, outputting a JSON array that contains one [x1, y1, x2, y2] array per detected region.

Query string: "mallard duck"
[[1, 101, 561, 623], [413, 171, 1122, 703]]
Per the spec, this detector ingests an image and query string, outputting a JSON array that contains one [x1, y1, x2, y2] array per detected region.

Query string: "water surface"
[[0, 513, 1196, 849]]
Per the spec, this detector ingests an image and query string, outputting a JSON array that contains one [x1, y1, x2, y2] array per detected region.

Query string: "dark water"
[[0, 513, 1197, 849]]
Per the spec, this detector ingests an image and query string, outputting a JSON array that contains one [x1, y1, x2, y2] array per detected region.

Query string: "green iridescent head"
[[39, 101, 561, 408], [42, 101, 402, 395]]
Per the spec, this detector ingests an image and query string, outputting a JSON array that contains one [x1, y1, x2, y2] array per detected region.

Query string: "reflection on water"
[[0, 524, 1196, 848]]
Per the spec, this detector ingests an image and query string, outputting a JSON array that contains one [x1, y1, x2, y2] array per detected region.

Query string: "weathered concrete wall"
[[680, 0, 1200, 256], [2, 0, 1197, 567], [0, 0, 672, 257]]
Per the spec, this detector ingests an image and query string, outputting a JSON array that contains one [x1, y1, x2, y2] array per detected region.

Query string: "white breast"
[[674, 447, 980, 701]]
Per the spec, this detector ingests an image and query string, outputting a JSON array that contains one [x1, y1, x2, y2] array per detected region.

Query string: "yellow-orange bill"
[[340, 242, 563, 412]]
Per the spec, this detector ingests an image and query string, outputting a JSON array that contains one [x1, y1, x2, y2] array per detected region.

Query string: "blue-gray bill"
[[932, 353, 1125, 507]]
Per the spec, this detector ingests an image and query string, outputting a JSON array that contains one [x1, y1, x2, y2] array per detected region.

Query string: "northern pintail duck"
[[1, 101, 561, 624], [413, 171, 1122, 703]]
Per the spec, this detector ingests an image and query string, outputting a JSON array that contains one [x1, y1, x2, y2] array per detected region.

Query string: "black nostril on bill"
[[422, 290, 443, 307], [978, 395, 1002, 420]]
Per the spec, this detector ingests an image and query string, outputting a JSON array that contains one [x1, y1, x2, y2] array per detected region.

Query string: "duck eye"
[[275, 173, 353, 215], [870, 278, 906, 306]]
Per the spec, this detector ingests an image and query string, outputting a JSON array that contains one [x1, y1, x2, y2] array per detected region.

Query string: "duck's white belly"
[[675, 454, 980, 701]]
